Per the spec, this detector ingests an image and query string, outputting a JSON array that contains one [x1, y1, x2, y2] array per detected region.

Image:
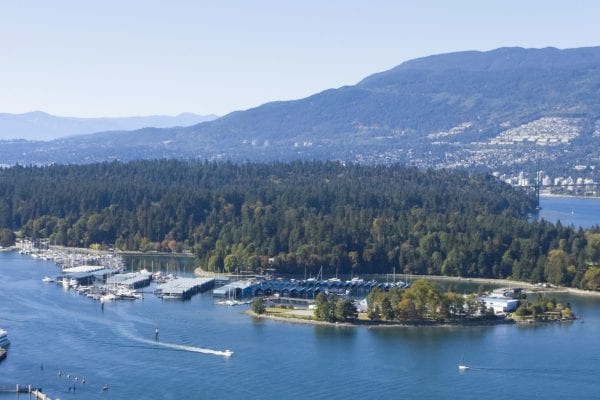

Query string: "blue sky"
[[1, 0, 598, 117]]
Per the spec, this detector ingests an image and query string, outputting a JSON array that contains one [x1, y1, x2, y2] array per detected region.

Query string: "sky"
[[1, 0, 599, 118]]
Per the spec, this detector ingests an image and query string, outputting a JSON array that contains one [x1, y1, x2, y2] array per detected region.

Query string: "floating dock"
[[0, 385, 50, 399], [157, 277, 215, 299], [108, 272, 152, 289], [62, 264, 106, 274]]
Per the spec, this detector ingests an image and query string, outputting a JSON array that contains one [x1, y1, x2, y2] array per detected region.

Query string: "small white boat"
[[42, 276, 55, 283], [223, 349, 233, 357], [100, 293, 116, 303], [458, 364, 469, 371]]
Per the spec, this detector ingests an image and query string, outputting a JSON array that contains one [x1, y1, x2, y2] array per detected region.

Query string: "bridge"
[[517, 181, 599, 209]]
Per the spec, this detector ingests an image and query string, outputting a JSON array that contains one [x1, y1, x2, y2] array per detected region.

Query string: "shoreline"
[[406, 274, 536, 288], [540, 193, 600, 200], [246, 310, 515, 329], [12, 245, 600, 299]]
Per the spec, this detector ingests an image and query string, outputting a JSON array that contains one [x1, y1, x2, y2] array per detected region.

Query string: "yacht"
[[42, 276, 55, 283], [0, 329, 10, 348]]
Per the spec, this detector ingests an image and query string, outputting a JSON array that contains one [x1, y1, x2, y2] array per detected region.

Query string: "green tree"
[[381, 297, 394, 321], [251, 297, 266, 314], [0, 228, 15, 247], [394, 298, 417, 322], [335, 299, 357, 322], [581, 267, 600, 291], [545, 249, 569, 285], [367, 304, 381, 321], [314, 293, 334, 322]]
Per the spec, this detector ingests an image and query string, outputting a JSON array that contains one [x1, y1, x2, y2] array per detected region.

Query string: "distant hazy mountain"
[[2, 46, 600, 173], [0, 111, 218, 140]]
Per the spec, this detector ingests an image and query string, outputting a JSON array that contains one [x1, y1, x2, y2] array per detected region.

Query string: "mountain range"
[[2, 46, 600, 173], [0, 111, 217, 140]]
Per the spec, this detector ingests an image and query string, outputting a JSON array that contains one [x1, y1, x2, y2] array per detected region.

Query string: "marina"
[[0, 198, 599, 399], [2, 250, 600, 399], [156, 277, 215, 299]]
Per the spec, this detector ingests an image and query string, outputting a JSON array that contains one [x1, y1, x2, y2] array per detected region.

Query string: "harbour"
[[1, 250, 600, 399]]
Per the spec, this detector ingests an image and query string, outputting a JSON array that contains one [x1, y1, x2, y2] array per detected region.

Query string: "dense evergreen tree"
[[0, 160, 598, 287]]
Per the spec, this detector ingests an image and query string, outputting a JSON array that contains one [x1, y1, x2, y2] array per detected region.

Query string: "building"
[[480, 296, 519, 314]]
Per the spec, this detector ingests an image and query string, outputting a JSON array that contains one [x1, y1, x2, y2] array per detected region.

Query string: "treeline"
[[0, 160, 599, 287], [366, 280, 492, 322]]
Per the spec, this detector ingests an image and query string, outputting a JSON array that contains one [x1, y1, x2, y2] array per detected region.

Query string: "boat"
[[0, 328, 10, 349], [458, 364, 469, 371], [223, 349, 233, 357], [42, 276, 55, 283], [100, 293, 116, 303]]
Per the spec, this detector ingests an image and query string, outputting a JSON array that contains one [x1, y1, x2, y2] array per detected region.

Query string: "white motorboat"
[[42, 276, 55, 283]]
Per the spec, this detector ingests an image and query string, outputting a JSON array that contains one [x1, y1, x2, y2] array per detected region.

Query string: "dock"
[[108, 271, 152, 289], [0, 385, 50, 399], [62, 264, 106, 274], [157, 277, 215, 299]]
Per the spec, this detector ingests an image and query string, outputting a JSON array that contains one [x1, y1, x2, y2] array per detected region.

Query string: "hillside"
[[2, 46, 600, 172]]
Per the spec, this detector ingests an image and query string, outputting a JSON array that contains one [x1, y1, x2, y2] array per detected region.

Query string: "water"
[[1, 252, 600, 399], [121, 253, 197, 274], [538, 196, 600, 228]]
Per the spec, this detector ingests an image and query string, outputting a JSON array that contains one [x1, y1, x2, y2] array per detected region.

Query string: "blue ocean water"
[[538, 196, 600, 228], [1, 252, 599, 399]]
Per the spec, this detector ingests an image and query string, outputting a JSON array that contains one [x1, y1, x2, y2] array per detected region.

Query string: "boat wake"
[[117, 326, 233, 358]]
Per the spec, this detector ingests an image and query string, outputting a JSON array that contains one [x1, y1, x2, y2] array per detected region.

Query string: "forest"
[[0, 160, 599, 288]]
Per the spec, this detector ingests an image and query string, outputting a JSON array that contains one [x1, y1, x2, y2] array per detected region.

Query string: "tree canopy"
[[0, 160, 598, 287]]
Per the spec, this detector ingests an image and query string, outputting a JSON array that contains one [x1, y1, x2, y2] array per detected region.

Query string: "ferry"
[[0, 329, 10, 348]]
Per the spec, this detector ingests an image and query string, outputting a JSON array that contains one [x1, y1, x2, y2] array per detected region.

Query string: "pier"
[[108, 271, 152, 289], [157, 277, 215, 299], [0, 385, 50, 399]]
